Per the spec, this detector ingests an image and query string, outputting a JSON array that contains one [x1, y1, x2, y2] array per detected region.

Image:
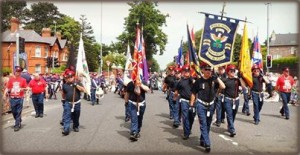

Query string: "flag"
[[124, 42, 133, 85], [76, 34, 91, 96], [239, 23, 253, 88], [131, 25, 143, 83], [187, 25, 200, 77], [199, 14, 239, 67], [141, 27, 149, 83], [251, 35, 263, 70], [176, 40, 184, 68]]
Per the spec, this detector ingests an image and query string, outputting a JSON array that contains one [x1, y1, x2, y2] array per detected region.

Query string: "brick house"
[[269, 31, 298, 59], [1, 17, 68, 73]]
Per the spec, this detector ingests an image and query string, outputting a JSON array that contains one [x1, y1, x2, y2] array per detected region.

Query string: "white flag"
[[76, 34, 91, 96], [123, 42, 133, 86]]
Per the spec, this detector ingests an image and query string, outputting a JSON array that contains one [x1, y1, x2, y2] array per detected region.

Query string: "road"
[[1, 91, 299, 154]]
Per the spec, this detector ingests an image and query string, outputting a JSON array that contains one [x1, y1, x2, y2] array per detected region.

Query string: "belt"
[[225, 96, 239, 101], [10, 96, 23, 99], [32, 92, 43, 95], [129, 100, 145, 106], [179, 98, 190, 103], [66, 100, 81, 105], [197, 98, 214, 106], [252, 91, 262, 94]]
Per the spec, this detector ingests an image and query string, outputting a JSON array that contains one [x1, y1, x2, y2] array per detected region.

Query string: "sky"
[[28, 1, 298, 69]]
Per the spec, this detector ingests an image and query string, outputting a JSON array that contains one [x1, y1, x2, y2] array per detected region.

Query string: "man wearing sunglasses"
[[276, 67, 295, 120], [222, 64, 246, 137], [251, 65, 269, 125], [190, 62, 225, 152]]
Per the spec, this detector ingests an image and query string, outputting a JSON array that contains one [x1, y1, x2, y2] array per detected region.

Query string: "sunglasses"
[[204, 68, 212, 71]]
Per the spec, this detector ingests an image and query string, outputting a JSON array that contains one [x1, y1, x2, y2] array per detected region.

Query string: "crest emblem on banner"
[[199, 14, 239, 67]]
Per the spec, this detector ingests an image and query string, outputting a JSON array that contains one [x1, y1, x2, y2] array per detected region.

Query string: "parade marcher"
[[222, 64, 246, 137], [172, 66, 182, 128], [291, 76, 299, 106], [163, 66, 176, 119], [213, 66, 227, 127], [241, 86, 251, 116], [90, 73, 98, 106], [126, 79, 149, 141], [61, 70, 86, 136], [2, 72, 10, 113], [28, 73, 49, 118], [21, 69, 32, 84], [276, 67, 295, 120], [251, 65, 269, 125], [174, 64, 195, 139], [190, 62, 225, 152], [3, 66, 28, 131]]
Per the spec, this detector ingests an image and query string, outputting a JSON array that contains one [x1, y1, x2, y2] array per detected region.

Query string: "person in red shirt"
[[276, 67, 295, 119], [3, 66, 28, 132], [28, 73, 49, 118]]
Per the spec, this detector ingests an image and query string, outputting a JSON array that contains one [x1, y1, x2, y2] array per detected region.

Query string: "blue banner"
[[13, 52, 28, 72], [199, 14, 239, 67]]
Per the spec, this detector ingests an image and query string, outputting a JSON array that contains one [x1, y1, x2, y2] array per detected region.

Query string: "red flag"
[[131, 25, 143, 83]]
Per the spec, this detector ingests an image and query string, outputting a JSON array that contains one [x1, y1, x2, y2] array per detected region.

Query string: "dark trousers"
[[32, 93, 44, 115], [63, 102, 81, 132], [9, 98, 24, 127]]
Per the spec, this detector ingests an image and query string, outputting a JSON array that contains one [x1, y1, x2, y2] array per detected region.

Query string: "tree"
[[117, 1, 169, 60], [24, 2, 62, 34], [56, 15, 81, 45], [1, 0, 29, 32]]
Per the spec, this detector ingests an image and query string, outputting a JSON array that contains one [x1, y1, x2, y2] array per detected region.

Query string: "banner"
[[199, 14, 239, 67], [176, 40, 184, 68], [131, 25, 143, 83], [141, 27, 149, 83], [187, 25, 200, 77], [13, 52, 28, 72], [251, 35, 263, 70], [239, 23, 253, 88], [124, 42, 133, 84], [76, 34, 91, 96]]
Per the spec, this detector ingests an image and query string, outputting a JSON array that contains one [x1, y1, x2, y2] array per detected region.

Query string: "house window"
[[35, 64, 41, 73], [273, 54, 281, 59], [291, 47, 295, 55], [45, 46, 49, 57], [63, 53, 68, 61], [35, 46, 41, 57]]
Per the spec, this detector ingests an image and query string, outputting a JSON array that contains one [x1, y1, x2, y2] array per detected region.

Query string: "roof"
[[2, 30, 49, 44], [270, 33, 298, 46], [2, 30, 68, 49]]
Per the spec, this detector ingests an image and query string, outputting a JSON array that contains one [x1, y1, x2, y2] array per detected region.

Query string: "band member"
[[61, 70, 86, 136], [172, 67, 182, 128], [3, 66, 28, 132], [276, 67, 295, 120], [213, 66, 227, 127], [190, 62, 225, 152], [223, 64, 246, 136], [174, 64, 195, 139], [251, 65, 269, 124], [163, 66, 176, 119], [126, 79, 149, 141], [28, 73, 49, 118]]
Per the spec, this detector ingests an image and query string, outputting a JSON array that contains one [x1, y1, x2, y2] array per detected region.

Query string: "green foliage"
[[51, 64, 66, 73], [149, 58, 160, 72], [24, 2, 63, 34], [2, 67, 12, 74], [102, 52, 126, 71], [1, 0, 29, 32], [57, 15, 81, 44], [117, 1, 168, 60], [270, 57, 298, 66]]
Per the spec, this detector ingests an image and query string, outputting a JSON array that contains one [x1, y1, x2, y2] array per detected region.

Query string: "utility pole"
[[266, 2, 271, 73], [16, 33, 20, 66], [99, 0, 103, 75]]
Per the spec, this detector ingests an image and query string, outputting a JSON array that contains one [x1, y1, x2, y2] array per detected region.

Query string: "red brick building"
[[269, 31, 298, 59], [1, 17, 68, 73]]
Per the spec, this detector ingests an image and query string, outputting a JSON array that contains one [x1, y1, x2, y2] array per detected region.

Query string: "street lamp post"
[[266, 2, 271, 73]]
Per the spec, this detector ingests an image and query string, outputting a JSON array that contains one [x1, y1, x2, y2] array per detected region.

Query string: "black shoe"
[[173, 124, 179, 128], [35, 114, 39, 118], [205, 145, 211, 153], [39, 114, 43, 118], [254, 121, 259, 125], [246, 112, 251, 116], [169, 116, 173, 120], [280, 110, 284, 116], [213, 122, 220, 127], [136, 133, 141, 138], [62, 131, 69, 136], [130, 133, 138, 141], [14, 125, 20, 132], [221, 119, 225, 123], [200, 141, 205, 147], [73, 128, 79, 132], [285, 117, 289, 120], [125, 117, 130, 122], [182, 135, 189, 140], [60, 121, 64, 126], [230, 132, 236, 137]]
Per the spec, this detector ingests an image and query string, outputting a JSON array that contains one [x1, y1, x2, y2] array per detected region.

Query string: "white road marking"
[[219, 134, 239, 146]]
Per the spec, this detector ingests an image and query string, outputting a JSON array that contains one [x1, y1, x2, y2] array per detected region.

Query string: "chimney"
[[10, 17, 20, 32], [42, 28, 51, 37], [56, 32, 61, 40]]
